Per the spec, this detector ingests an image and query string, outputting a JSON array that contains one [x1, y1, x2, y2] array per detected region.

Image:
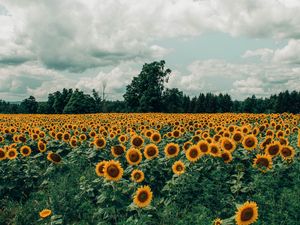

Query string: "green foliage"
[[63, 89, 96, 114], [123, 60, 172, 112], [20, 96, 38, 113]]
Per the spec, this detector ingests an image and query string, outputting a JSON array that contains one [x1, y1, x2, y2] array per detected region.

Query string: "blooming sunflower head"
[[280, 145, 295, 160], [186, 145, 201, 162], [126, 148, 143, 165], [253, 154, 272, 172], [94, 160, 106, 177], [133, 185, 153, 208], [47, 152, 62, 164], [94, 137, 106, 149], [265, 141, 281, 157], [131, 169, 145, 183], [172, 160, 185, 175], [221, 138, 236, 152], [103, 160, 123, 181], [144, 144, 159, 160], [164, 143, 180, 158], [197, 140, 211, 154], [242, 135, 258, 150], [235, 201, 258, 225], [213, 218, 222, 225], [131, 135, 144, 148], [111, 145, 126, 158], [221, 150, 232, 163], [20, 145, 32, 157]]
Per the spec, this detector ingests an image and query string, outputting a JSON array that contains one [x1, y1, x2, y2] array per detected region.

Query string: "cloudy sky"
[[0, 0, 300, 101]]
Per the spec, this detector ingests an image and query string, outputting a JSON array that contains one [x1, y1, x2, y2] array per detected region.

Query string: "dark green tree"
[[37, 102, 48, 114], [20, 96, 38, 113], [63, 89, 95, 114], [162, 88, 184, 113], [123, 60, 171, 112]]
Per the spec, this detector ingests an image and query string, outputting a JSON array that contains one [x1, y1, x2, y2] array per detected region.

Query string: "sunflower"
[[39, 209, 52, 219], [266, 129, 274, 137], [131, 135, 144, 148], [95, 161, 107, 177], [133, 185, 153, 208], [62, 132, 70, 141], [55, 132, 63, 140], [183, 141, 193, 152], [118, 134, 127, 143], [144, 130, 153, 138], [94, 137, 106, 149], [213, 218, 222, 225], [7, 148, 18, 160], [259, 137, 272, 150], [213, 135, 221, 142], [144, 144, 159, 160], [280, 145, 295, 160], [47, 152, 62, 164], [197, 140, 211, 154], [279, 138, 289, 146], [150, 132, 161, 143], [186, 145, 201, 162], [265, 141, 281, 157], [20, 146, 32, 157], [79, 134, 87, 141], [69, 138, 78, 147], [235, 201, 258, 225], [0, 148, 6, 160], [172, 160, 185, 175], [38, 140, 47, 152], [131, 169, 145, 183], [103, 160, 123, 181], [172, 130, 181, 138], [191, 135, 201, 143], [242, 135, 258, 150], [164, 143, 180, 158], [126, 148, 143, 165], [221, 138, 236, 152], [18, 134, 26, 143], [111, 145, 126, 158], [276, 130, 284, 138], [232, 131, 243, 143], [209, 143, 221, 157], [253, 154, 272, 172], [221, 150, 232, 163]]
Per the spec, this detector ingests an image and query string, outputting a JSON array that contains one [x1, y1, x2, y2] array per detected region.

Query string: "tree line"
[[0, 60, 299, 114]]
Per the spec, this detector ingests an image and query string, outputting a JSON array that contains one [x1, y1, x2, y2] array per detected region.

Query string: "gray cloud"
[[2, 0, 299, 72], [166, 59, 300, 100], [0, 0, 300, 100]]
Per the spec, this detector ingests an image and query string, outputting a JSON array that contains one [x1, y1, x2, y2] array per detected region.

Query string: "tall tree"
[[20, 96, 38, 113], [63, 89, 95, 114], [123, 60, 171, 112], [162, 88, 184, 113]]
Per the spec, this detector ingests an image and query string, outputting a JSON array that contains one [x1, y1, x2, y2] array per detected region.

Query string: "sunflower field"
[[0, 113, 299, 225]]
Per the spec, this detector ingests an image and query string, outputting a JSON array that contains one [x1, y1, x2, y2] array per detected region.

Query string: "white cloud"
[[0, 0, 300, 100], [166, 59, 300, 100], [2, 0, 300, 71], [273, 39, 300, 64], [242, 48, 274, 62], [75, 63, 139, 100]]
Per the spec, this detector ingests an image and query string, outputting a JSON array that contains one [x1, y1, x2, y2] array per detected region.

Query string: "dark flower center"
[[256, 157, 269, 168], [241, 208, 254, 221], [138, 191, 148, 202], [107, 165, 119, 178]]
